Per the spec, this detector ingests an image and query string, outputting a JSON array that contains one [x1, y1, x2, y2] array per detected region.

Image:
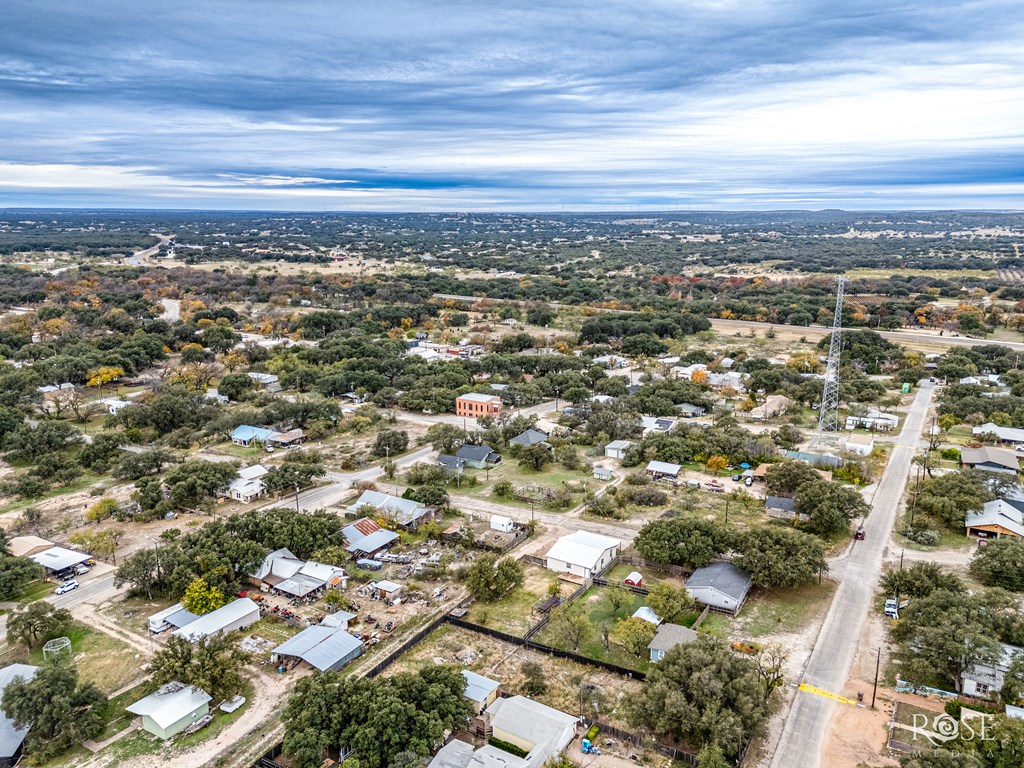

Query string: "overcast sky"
[[1, 1, 1022, 210]]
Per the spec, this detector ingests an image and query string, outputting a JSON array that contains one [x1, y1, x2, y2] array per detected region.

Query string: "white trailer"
[[148, 603, 186, 634]]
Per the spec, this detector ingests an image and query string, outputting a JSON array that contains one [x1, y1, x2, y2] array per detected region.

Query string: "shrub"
[[493, 480, 514, 499], [623, 471, 651, 486], [903, 528, 940, 546], [618, 486, 668, 507], [489, 739, 528, 758]]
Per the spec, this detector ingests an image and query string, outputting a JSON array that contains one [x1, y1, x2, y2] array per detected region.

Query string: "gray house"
[[648, 623, 698, 661], [686, 562, 753, 615], [509, 429, 550, 448], [456, 443, 502, 469]]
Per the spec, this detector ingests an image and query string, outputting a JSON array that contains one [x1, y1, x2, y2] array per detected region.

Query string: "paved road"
[[767, 381, 935, 768], [126, 233, 173, 266], [433, 293, 1024, 352]]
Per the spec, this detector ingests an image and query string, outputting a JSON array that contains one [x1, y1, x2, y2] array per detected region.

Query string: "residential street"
[[766, 380, 934, 768]]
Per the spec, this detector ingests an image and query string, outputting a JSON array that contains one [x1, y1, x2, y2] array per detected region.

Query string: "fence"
[[581, 718, 700, 766], [362, 615, 447, 679], [521, 554, 546, 567], [613, 554, 690, 578], [591, 575, 649, 596]]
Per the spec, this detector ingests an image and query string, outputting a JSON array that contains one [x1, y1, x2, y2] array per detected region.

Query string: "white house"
[[488, 696, 578, 768], [672, 363, 708, 381], [101, 398, 132, 415], [545, 531, 620, 578], [961, 644, 1021, 698], [228, 465, 269, 503], [845, 411, 899, 431], [844, 433, 875, 456], [640, 416, 676, 436], [172, 598, 260, 642]]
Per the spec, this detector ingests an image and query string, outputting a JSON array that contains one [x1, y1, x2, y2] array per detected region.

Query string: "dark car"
[[854, 528, 866, 540]]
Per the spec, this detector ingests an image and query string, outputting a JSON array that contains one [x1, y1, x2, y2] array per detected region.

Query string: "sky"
[[1, 0, 1023, 211]]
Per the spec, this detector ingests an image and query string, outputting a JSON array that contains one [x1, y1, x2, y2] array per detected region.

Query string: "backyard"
[[464, 564, 575, 636]]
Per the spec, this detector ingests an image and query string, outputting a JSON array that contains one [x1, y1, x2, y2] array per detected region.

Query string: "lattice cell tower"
[[815, 276, 846, 444]]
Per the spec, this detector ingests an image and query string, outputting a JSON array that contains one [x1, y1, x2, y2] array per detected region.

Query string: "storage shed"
[[272, 626, 362, 672], [126, 682, 211, 740]]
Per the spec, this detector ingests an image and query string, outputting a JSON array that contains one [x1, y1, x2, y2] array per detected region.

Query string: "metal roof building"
[[172, 598, 259, 642], [126, 682, 212, 740], [272, 626, 362, 672], [29, 546, 91, 574]]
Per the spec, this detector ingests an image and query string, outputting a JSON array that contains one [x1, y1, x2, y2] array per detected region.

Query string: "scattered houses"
[[844, 432, 875, 456], [960, 445, 1020, 475], [247, 371, 281, 392], [648, 623, 698, 662], [250, 548, 346, 597], [545, 531, 620, 578], [126, 682, 212, 740], [675, 402, 706, 418], [455, 393, 503, 418], [685, 562, 753, 615]]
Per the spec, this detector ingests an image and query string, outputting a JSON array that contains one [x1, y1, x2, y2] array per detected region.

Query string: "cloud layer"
[[1, 1, 1022, 209]]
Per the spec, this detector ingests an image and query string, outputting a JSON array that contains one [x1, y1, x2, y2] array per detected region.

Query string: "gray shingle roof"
[[687, 562, 752, 602]]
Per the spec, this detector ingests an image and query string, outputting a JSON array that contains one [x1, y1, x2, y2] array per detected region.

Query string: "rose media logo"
[[908, 712, 994, 746]]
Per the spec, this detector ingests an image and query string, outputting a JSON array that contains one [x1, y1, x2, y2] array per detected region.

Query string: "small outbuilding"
[[646, 460, 682, 480], [623, 571, 643, 587], [592, 467, 613, 481], [126, 682, 212, 740], [461, 670, 501, 714], [632, 606, 663, 626], [490, 515, 515, 533], [604, 440, 634, 460]]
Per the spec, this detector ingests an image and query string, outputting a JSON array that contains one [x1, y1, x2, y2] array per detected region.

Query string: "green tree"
[[216, 372, 255, 402], [764, 461, 820, 496], [0, 555, 39, 601], [426, 423, 465, 454], [736, 527, 827, 588], [696, 743, 730, 768], [915, 470, 997, 529], [518, 443, 552, 471], [604, 584, 632, 616], [795, 479, 870, 536], [84, 497, 119, 524], [1, 662, 107, 762], [645, 582, 695, 624], [113, 447, 178, 480], [610, 616, 656, 658], [372, 429, 409, 457], [548, 603, 592, 652], [970, 539, 1024, 591], [628, 636, 771, 761], [149, 634, 251, 702], [3, 421, 82, 463], [182, 576, 227, 616], [463, 554, 523, 602], [163, 459, 238, 511], [891, 588, 1009, 693], [7, 602, 73, 649], [634, 517, 731, 569], [881, 562, 966, 599], [1001, 653, 1024, 705], [282, 666, 472, 768]]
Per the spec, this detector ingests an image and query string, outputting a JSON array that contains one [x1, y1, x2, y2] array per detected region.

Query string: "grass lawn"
[[603, 563, 685, 590], [25, 622, 142, 693], [14, 580, 55, 604], [533, 585, 652, 672], [460, 460, 594, 508], [249, 616, 304, 644], [207, 440, 268, 460], [464, 564, 569, 636], [738, 582, 837, 638], [695, 612, 731, 638]]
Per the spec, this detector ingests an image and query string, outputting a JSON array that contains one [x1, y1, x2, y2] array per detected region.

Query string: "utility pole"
[[871, 647, 881, 708], [294, 483, 301, 514]]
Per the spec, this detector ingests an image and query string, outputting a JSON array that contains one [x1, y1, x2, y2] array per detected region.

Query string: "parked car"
[[744, 476, 753, 487], [855, 528, 866, 540], [54, 580, 79, 595], [884, 599, 899, 619], [73, 564, 90, 575], [731, 474, 741, 482]]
